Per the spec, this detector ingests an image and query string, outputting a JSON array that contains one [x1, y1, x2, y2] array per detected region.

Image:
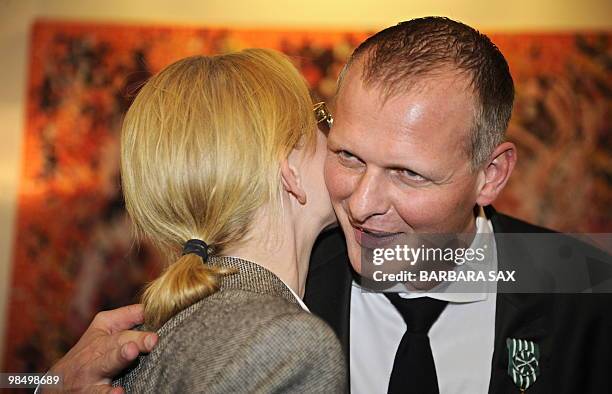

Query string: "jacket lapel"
[[488, 207, 553, 393], [304, 228, 353, 380]]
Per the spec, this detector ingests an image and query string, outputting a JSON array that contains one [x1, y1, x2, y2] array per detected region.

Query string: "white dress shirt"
[[282, 279, 310, 312], [350, 210, 498, 394]]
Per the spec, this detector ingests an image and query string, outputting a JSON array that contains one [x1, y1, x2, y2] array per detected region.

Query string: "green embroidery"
[[506, 338, 540, 391]]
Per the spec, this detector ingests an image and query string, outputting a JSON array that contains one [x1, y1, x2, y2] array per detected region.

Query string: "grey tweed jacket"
[[113, 256, 346, 393]]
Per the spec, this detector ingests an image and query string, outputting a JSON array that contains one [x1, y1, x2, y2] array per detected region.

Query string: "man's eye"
[[337, 150, 362, 167], [338, 150, 356, 161], [394, 168, 426, 182], [338, 150, 354, 160]]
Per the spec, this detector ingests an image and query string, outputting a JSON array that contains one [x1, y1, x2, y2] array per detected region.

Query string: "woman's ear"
[[475, 142, 517, 207], [280, 156, 307, 205]]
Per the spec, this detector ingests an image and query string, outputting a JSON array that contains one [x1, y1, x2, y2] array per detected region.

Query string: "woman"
[[112, 49, 345, 392]]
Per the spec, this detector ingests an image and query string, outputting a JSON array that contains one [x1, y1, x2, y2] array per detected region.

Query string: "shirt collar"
[[403, 206, 497, 303], [281, 280, 310, 312]]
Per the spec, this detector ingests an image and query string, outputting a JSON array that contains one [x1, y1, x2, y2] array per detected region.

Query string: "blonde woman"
[[112, 49, 345, 392]]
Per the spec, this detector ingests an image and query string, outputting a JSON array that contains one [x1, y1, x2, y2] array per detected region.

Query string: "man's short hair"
[[339, 17, 514, 168]]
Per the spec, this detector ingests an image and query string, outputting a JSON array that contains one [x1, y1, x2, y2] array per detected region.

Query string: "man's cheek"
[[324, 162, 353, 201], [393, 190, 445, 229]]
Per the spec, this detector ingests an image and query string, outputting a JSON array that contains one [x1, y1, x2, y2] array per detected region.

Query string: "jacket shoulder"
[[486, 206, 555, 234], [120, 290, 345, 393], [175, 291, 346, 392]]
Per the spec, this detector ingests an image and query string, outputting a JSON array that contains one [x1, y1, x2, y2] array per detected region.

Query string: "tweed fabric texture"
[[113, 256, 346, 393]]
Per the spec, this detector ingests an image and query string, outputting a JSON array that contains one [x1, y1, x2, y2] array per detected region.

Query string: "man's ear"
[[476, 142, 517, 207], [280, 157, 307, 205]]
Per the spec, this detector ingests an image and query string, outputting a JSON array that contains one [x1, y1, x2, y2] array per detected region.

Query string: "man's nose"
[[346, 170, 389, 223]]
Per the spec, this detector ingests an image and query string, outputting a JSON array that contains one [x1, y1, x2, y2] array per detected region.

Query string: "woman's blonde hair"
[[121, 49, 316, 330]]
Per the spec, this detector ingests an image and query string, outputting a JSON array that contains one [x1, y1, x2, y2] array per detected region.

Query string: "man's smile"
[[351, 224, 402, 249]]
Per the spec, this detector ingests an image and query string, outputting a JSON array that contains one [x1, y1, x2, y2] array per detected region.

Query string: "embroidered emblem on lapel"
[[506, 338, 540, 393]]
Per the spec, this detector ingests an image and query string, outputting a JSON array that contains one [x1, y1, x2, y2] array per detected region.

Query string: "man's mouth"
[[352, 225, 402, 249]]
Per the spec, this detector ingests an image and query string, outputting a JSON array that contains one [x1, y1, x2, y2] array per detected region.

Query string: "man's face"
[[325, 65, 486, 273]]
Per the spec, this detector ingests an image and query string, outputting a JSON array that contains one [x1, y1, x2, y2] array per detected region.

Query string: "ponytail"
[[141, 252, 235, 330]]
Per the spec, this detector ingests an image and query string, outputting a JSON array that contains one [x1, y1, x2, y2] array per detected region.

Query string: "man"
[[43, 17, 611, 393]]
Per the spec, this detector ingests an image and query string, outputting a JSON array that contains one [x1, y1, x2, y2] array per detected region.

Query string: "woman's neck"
[[220, 210, 322, 298]]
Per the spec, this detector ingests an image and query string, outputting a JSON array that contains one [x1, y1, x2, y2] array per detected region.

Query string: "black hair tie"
[[182, 239, 209, 262]]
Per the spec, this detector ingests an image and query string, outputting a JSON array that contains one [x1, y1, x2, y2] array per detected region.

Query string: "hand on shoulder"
[[41, 304, 158, 393]]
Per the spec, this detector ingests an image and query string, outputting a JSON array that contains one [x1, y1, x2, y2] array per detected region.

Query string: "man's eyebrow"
[[326, 133, 345, 149], [326, 138, 366, 159], [334, 146, 363, 160]]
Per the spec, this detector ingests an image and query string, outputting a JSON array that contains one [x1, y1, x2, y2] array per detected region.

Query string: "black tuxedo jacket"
[[304, 206, 612, 393]]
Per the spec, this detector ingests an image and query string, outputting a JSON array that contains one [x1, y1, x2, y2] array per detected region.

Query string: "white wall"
[[1, 0, 611, 368]]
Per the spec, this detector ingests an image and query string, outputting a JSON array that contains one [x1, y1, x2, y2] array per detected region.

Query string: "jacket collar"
[[486, 206, 552, 393], [209, 256, 299, 306], [304, 228, 353, 387]]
